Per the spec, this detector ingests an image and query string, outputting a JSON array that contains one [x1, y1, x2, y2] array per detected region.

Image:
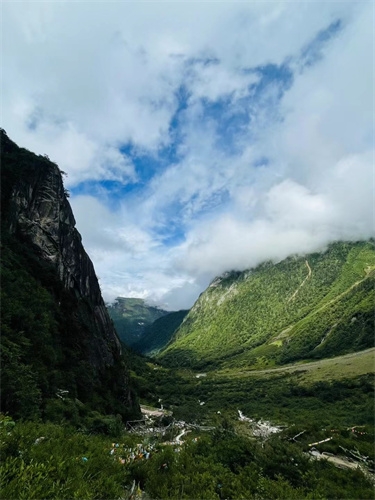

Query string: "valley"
[[1, 132, 374, 499], [107, 298, 168, 347], [3, 343, 373, 500]]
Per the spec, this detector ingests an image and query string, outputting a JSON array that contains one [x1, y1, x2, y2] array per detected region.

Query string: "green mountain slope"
[[158, 241, 375, 370], [107, 297, 167, 347], [133, 309, 188, 355]]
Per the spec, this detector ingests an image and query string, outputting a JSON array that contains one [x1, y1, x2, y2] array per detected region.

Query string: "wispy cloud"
[[2, 2, 373, 310]]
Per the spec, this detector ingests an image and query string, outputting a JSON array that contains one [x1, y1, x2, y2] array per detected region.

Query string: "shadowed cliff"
[[1, 129, 140, 421]]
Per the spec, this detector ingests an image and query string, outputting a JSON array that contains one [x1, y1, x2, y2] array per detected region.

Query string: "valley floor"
[[2, 348, 374, 499], [217, 347, 375, 381]]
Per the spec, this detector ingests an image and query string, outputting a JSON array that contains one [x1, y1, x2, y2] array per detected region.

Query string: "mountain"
[[132, 309, 189, 355], [107, 297, 168, 347], [2, 130, 374, 499], [158, 241, 375, 370], [0, 130, 139, 421]]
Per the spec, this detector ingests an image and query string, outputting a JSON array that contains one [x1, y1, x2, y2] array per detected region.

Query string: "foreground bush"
[[0, 416, 132, 499], [1, 415, 373, 500]]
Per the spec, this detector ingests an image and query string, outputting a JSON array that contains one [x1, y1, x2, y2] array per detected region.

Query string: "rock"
[[2, 131, 120, 368]]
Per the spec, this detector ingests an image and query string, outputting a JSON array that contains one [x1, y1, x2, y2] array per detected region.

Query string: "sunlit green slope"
[[158, 241, 375, 370]]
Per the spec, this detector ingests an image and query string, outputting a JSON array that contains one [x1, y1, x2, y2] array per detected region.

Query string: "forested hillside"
[[107, 297, 168, 347], [159, 241, 375, 369], [133, 310, 188, 355]]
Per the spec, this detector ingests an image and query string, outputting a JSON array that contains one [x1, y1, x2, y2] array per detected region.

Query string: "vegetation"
[[133, 352, 375, 429], [2, 275, 374, 500], [2, 130, 374, 499], [0, 130, 139, 423], [0, 415, 136, 500], [2, 394, 374, 500], [132, 429, 373, 500], [159, 241, 375, 370], [133, 310, 188, 355], [107, 297, 168, 347]]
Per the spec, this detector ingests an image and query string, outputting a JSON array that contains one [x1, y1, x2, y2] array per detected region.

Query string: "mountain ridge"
[[158, 240, 375, 370]]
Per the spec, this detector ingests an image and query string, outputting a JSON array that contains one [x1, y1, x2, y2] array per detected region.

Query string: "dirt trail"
[[309, 269, 374, 319], [287, 260, 312, 302], [275, 266, 375, 343], [310, 450, 373, 478], [140, 406, 167, 417]]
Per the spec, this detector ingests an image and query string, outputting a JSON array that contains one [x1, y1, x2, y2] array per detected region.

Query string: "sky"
[[2, 1, 374, 310]]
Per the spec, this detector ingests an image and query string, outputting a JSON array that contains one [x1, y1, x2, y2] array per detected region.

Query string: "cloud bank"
[[2, 2, 373, 310]]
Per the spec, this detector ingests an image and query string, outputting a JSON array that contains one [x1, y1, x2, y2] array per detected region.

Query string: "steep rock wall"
[[1, 130, 121, 370]]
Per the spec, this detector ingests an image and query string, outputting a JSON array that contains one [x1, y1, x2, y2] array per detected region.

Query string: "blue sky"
[[2, 2, 373, 309]]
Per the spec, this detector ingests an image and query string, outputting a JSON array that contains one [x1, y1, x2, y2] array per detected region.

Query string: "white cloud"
[[187, 62, 259, 102], [71, 195, 196, 310], [3, 1, 373, 310]]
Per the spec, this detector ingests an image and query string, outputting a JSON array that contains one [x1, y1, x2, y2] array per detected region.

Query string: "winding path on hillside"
[[276, 266, 375, 342], [308, 267, 375, 318], [287, 260, 312, 302], [286, 259, 373, 310]]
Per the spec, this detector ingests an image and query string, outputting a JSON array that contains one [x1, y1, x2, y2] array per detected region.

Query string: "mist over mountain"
[[4, 2, 372, 310], [159, 240, 375, 370]]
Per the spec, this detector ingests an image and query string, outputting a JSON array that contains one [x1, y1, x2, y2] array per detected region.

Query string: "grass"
[[217, 348, 375, 383], [297, 348, 375, 383]]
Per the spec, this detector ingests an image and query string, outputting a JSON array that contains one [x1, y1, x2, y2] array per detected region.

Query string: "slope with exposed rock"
[[0, 130, 139, 420], [158, 241, 375, 370]]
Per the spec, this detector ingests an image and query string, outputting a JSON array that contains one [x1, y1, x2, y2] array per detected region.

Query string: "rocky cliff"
[[2, 130, 120, 367], [1, 129, 138, 420]]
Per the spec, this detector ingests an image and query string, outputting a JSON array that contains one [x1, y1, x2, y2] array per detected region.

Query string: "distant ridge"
[[107, 297, 168, 347], [133, 309, 189, 356]]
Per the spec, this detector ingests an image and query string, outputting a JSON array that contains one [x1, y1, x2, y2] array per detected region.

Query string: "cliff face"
[[2, 130, 120, 368], [1, 130, 138, 420]]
